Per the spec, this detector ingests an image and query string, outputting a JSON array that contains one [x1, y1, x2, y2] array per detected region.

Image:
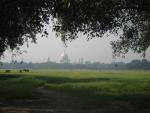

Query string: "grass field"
[[0, 70, 150, 113]]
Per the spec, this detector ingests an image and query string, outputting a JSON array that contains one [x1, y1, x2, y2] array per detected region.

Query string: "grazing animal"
[[19, 69, 30, 72], [5, 70, 11, 73], [19, 70, 22, 72], [23, 69, 30, 72]]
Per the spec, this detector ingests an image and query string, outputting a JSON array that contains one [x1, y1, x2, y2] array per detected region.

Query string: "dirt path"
[[0, 88, 85, 113], [1, 88, 150, 113]]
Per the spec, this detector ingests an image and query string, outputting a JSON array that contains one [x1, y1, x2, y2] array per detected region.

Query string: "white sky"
[[1, 27, 150, 63]]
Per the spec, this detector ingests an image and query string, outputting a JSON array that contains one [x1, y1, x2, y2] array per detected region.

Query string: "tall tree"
[[0, 0, 150, 57]]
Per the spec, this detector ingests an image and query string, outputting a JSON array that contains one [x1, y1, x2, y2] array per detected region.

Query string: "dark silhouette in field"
[[5, 70, 11, 73], [19, 70, 22, 73], [19, 69, 30, 73], [23, 69, 30, 72]]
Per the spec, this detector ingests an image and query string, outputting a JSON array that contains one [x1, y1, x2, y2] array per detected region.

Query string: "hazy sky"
[[2, 28, 150, 63]]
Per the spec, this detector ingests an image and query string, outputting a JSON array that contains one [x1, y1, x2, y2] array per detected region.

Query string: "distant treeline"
[[0, 59, 150, 70]]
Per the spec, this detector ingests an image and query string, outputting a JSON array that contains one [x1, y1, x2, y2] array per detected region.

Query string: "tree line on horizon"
[[0, 59, 150, 70]]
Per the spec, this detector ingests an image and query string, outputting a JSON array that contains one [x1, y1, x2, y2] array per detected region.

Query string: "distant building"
[[47, 57, 51, 62], [60, 51, 70, 63], [78, 58, 84, 64]]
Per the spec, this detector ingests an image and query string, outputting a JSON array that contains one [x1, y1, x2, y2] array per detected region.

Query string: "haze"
[[2, 28, 150, 63]]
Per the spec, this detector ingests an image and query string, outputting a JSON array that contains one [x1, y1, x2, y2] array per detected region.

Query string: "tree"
[[0, 0, 52, 56], [0, 0, 150, 57]]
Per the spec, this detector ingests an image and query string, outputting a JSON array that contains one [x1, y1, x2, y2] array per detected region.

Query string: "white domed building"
[[60, 51, 70, 63]]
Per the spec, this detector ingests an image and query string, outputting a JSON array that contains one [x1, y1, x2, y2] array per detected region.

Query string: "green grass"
[[0, 70, 150, 110]]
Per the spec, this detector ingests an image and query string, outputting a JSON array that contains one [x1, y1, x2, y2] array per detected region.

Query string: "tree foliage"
[[0, 0, 52, 55], [0, 0, 150, 56]]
